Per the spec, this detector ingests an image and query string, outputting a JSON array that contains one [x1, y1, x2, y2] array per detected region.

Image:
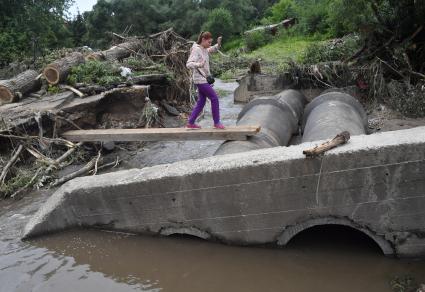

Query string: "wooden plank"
[[62, 126, 261, 142]]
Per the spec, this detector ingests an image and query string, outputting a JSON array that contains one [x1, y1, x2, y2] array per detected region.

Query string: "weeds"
[[140, 97, 160, 128], [301, 34, 361, 64], [67, 60, 124, 86]]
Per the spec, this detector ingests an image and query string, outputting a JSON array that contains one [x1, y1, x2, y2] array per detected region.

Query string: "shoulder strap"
[[195, 67, 207, 78]]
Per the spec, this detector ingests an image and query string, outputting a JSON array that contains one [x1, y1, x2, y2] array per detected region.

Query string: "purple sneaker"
[[186, 123, 201, 129], [214, 123, 225, 130]]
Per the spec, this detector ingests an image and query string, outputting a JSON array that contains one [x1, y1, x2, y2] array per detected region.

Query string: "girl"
[[186, 31, 224, 129]]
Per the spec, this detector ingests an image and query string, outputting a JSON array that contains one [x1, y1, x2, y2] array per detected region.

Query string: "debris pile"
[[0, 29, 193, 198]]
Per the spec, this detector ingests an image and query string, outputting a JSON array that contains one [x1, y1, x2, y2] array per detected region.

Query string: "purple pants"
[[188, 83, 220, 125]]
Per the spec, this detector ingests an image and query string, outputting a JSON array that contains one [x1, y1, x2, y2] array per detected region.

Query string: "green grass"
[[219, 33, 325, 76], [246, 34, 322, 64]]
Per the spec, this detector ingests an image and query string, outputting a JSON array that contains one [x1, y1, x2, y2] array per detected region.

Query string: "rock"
[[102, 141, 115, 151]]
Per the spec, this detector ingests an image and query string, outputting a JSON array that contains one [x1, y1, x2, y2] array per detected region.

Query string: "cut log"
[[0, 70, 41, 105], [43, 52, 85, 85], [303, 131, 350, 157], [86, 40, 144, 62]]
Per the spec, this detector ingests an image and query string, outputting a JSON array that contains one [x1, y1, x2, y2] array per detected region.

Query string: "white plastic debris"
[[120, 66, 132, 77]]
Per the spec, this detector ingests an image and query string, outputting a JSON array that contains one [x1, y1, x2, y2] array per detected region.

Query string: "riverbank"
[[1, 81, 425, 292]]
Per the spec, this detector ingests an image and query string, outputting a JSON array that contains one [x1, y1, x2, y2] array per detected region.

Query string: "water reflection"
[[25, 228, 425, 292]]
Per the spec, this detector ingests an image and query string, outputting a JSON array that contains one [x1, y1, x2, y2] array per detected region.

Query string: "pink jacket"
[[186, 43, 219, 84]]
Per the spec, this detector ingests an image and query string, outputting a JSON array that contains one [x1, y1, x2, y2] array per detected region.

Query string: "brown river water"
[[1, 81, 424, 292]]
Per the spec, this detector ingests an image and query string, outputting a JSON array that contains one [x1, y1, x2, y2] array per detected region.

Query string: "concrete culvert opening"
[[283, 224, 387, 255]]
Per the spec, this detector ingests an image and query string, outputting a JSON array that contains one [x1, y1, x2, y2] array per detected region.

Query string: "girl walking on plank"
[[186, 31, 224, 129]]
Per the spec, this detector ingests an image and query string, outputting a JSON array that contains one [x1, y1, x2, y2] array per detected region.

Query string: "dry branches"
[[303, 131, 351, 157]]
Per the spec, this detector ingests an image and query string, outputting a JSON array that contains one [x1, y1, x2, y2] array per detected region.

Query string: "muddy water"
[[1, 81, 425, 292]]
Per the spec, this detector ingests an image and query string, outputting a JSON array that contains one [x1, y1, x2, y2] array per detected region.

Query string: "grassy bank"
[[214, 33, 325, 79], [214, 32, 360, 79]]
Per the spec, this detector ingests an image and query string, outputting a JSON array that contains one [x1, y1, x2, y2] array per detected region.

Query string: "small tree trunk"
[[0, 70, 41, 105], [43, 52, 85, 85], [86, 40, 143, 62]]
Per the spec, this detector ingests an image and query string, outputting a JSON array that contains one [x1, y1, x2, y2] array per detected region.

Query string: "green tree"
[[202, 8, 234, 40], [220, 0, 256, 33], [69, 11, 88, 47], [0, 0, 73, 65], [160, 0, 208, 38], [84, 0, 115, 48], [262, 0, 296, 24]]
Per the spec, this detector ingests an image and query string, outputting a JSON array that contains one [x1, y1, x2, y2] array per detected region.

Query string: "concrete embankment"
[[215, 89, 306, 155], [23, 126, 425, 258]]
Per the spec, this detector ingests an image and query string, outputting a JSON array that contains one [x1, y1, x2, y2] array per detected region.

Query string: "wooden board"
[[62, 126, 261, 142]]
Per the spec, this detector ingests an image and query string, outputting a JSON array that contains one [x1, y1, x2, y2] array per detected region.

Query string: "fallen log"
[[86, 40, 143, 61], [0, 70, 41, 105], [303, 131, 350, 157], [43, 52, 85, 85]]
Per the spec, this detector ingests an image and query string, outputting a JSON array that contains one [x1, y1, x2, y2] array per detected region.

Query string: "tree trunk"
[[86, 40, 144, 62], [43, 52, 85, 85], [0, 70, 41, 105]]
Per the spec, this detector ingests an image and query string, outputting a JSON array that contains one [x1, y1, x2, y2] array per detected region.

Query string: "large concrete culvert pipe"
[[301, 91, 368, 143], [214, 89, 307, 155]]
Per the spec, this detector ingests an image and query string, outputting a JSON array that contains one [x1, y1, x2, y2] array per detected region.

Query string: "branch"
[[45, 142, 83, 174], [61, 85, 85, 98], [0, 133, 76, 148], [51, 157, 97, 187], [303, 131, 350, 157], [0, 144, 23, 184]]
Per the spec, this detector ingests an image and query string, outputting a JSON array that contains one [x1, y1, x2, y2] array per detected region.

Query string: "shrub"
[[67, 60, 123, 86], [244, 30, 273, 51], [301, 34, 361, 64]]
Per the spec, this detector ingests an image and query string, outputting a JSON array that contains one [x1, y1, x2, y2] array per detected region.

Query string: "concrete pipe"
[[214, 89, 307, 155], [301, 91, 367, 143]]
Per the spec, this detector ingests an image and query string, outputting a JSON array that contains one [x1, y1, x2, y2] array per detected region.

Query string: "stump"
[[0, 70, 41, 105], [43, 52, 85, 85]]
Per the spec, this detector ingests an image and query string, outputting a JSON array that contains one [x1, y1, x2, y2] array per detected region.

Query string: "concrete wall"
[[23, 126, 425, 258], [234, 73, 294, 103]]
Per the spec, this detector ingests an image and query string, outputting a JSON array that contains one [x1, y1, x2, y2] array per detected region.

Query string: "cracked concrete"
[[23, 126, 425, 258]]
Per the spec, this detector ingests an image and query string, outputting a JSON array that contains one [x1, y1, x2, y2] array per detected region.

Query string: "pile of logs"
[[0, 29, 189, 106], [0, 70, 41, 105], [86, 40, 144, 62]]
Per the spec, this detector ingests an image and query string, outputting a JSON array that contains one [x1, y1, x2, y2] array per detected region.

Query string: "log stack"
[[43, 52, 85, 85], [86, 40, 143, 62], [0, 70, 41, 105]]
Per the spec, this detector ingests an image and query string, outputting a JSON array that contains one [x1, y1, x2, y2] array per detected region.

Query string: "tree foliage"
[[0, 0, 73, 65], [202, 8, 234, 41]]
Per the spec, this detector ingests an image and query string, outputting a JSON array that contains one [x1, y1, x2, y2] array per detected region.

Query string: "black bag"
[[206, 75, 215, 85], [196, 68, 215, 85]]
